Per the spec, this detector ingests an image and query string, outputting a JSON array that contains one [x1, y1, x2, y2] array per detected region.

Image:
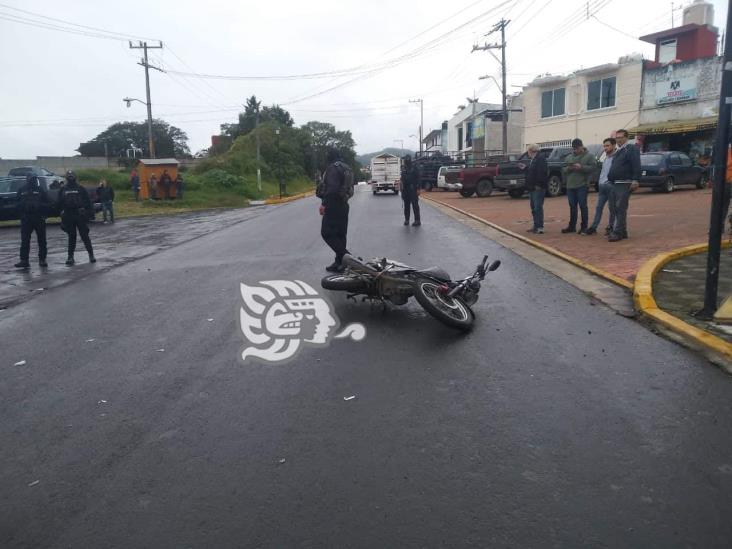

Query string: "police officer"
[[58, 170, 96, 266], [401, 155, 422, 226], [318, 148, 351, 272], [14, 175, 50, 269]]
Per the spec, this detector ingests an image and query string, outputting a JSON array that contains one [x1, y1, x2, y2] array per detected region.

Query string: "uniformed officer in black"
[[58, 170, 96, 266], [401, 155, 422, 226], [14, 175, 50, 269], [319, 148, 351, 272]]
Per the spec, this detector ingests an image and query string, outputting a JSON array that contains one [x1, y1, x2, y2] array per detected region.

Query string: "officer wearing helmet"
[[58, 170, 95, 266], [14, 174, 50, 269]]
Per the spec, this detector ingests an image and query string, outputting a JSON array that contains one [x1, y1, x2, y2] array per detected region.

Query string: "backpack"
[[334, 161, 354, 201]]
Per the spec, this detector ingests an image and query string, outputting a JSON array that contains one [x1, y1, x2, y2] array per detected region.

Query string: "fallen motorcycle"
[[321, 254, 500, 331]]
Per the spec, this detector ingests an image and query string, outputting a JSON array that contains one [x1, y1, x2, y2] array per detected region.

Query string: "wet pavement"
[[2, 189, 732, 547], [654, 250, 732, 343], [0, 207, 272, 309]]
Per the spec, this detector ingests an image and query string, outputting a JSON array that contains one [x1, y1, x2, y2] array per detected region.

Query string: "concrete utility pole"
[[473, 19, 510, 155], [255, 106, 262, 192], [129, 41, 164, 159], [409, 99, 424, 154], [699, 3, 732, 318]]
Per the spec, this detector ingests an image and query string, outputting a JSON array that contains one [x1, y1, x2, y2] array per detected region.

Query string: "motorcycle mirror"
[[488, 260, 501, 272]]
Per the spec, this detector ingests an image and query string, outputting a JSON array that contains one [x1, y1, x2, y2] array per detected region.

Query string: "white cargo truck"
[[370, 153, 401, 195]]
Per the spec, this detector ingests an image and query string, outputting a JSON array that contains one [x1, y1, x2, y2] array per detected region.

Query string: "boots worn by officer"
[[15, 175, 50, 269], [58, 170, 96, 266]]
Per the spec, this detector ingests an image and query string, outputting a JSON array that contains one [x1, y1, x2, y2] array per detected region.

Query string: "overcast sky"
[[0, 0, 728, 158]]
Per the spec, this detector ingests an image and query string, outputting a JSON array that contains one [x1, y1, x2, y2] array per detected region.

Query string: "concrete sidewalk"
[[426, 186, 721, 282]]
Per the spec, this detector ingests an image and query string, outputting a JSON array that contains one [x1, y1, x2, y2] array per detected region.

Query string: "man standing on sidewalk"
[[586, 138, 617, 236], [522, 144, 548, 234], [561, 138, 596, 235], [607, 129, 641, 242]]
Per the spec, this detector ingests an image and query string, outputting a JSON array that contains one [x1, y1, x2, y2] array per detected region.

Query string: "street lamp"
[[123, 96, 154, 158], [393, 139, 404, 156], [275, 127, 284, 199]]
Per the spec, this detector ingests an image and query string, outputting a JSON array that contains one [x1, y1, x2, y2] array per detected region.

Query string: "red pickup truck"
[[457, 164, 500, 198]]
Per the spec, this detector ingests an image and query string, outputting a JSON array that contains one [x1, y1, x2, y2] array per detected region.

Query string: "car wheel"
[[663, 176, 675, 193], [508, 189, 524, 199], [372, 190, 377, 195], [547, 175, 562, 197], [459, 189, 475, 198], [475, 179, 494, 198], [394, 189, 399, 195], [696, 174, 708, 189], [425, 182, 434, 192]]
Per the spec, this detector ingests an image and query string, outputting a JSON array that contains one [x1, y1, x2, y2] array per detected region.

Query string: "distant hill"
[[357, 147, 415, 166]]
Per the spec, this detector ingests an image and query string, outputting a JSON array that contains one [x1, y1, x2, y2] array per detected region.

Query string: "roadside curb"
[[633, 242, 732, 371], [265, 190, 315, 205], [423, 195, 634, 290]]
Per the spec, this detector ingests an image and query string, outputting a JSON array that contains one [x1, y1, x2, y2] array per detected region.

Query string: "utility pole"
[[409, 99, 424, 154], [394, 139, 404, 156], [698, 4, 732, 319], [473, 19, 510, 155], [255, 104, 262, 192], [129, 41, 164, 159]]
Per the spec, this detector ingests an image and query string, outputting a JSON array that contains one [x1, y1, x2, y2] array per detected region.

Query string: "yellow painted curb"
[[265, 190, 316, 205], [633, 241, 732, 365], [423, 195, 634, 290]]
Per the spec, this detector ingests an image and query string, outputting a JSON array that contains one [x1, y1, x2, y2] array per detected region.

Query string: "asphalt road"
[[1, 187, 731, 548]]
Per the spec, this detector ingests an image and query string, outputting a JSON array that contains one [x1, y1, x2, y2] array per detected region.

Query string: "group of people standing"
[[14, 170, 95, 269], [130, 169, 184, 201], [524, 129, 641, 242]]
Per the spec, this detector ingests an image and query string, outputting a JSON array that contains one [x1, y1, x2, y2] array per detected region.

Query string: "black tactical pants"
[[19, 215, 47, 262], [403, 192, 421, 223], [62, 212, 94, 257], [321, 200, 349, 264]]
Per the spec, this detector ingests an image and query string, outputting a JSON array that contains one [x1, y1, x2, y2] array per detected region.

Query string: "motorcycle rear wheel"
[[321, 273, 367, 292], [414, 279, 475, 331]]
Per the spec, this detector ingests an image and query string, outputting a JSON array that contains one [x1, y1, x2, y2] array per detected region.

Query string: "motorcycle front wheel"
[[321, 273, 367, 292], [414, 279, 475, 331]]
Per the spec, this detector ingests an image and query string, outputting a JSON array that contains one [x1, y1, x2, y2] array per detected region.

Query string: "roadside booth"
[[137, 158, 180, 199]]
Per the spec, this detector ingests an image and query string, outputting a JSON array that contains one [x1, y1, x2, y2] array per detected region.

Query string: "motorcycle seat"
[[417, 267, 451, 281]]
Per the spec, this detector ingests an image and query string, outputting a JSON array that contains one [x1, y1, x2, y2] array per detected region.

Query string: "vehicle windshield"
[[641, 154, 664, 166], [8, 167, 33, 176]]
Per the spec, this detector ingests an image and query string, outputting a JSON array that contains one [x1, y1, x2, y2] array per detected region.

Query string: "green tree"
[[77, 119, 190, 158], [220, 96, 294, 139], [301, 121, 357, 175]]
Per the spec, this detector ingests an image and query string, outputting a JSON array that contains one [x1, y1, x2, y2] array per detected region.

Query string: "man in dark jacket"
[[97, 180, 115, 223], [318, 148, 351, 272], [130, 169, 140, 201], [401, 155, 422, 226], [15, 175, 50, 269], [521, 144, 548, 234], [160, 170, 173, 200], [607, 129, 641, 241], [58, 170, 96, 266]]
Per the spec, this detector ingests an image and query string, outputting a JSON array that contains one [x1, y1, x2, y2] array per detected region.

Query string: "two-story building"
[[629, 0, 720, 161], [521, 55, 644, 149], [422, 122, 448, 154]]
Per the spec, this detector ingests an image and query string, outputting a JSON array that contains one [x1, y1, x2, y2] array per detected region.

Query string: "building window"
[[457, 127, 463, 151], [587, 76, 616, 110], [659, 39, 677, 64], [466, 121, 473, 148], [541, 88, 565, 118]]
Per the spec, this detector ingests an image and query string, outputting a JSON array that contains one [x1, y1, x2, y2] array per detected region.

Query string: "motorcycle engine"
[[462, 281, 481, 306]]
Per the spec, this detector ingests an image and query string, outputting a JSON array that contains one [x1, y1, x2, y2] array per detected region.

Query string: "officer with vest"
[[318, 148, 352, 272], [58, 170, 96, 266], [14, 175, 50, 269], [401, 155, 422, 226]]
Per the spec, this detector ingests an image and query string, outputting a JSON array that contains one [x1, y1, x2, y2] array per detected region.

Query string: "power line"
[[592, 15, 639, 40]]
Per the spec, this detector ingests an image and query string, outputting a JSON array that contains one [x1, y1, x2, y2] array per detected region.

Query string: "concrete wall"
[[523, 59, 643, 148], [447, 103, 496, 152], [483, 93, 525, 154], [639, 56, 721, 124], [0, 156, 201, 175]]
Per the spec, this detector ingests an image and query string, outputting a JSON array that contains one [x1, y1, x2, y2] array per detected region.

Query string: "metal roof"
[[139, 158, 180, 166]]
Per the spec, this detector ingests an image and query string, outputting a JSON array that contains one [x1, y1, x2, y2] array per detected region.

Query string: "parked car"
[[436, 166, 463, 191], [457, 163, 501, 198], [0, 170, 101, 221], [494, 145, 604, 198], [640, 151, 707, 192]]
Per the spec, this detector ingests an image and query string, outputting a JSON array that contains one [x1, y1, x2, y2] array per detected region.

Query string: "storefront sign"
[[656, 76, 698, 105], [471, 119, 485, 140]]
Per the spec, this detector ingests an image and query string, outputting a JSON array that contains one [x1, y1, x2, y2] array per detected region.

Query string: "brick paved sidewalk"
[[426, 186, 724, 282]]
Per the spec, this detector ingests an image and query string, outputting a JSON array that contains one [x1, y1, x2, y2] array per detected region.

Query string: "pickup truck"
[[414, 151, 460, 191], [493, 145, 603, 198], [436, 165, 463, 191], [456, 163, 500, 198], [0, 169, 101, 221]]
